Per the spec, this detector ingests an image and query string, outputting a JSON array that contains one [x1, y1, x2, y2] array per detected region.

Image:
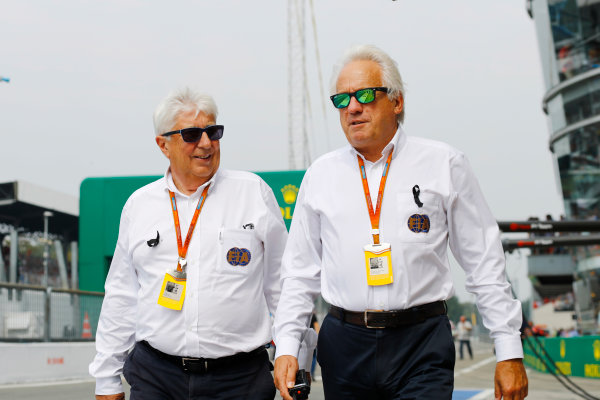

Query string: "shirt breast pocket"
[[218, 228, 257, 275], [396, 193, 444, 244]]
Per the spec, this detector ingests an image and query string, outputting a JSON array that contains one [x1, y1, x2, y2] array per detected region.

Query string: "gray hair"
[[153, 87, 218, 136], [330, 44, 405, 124]]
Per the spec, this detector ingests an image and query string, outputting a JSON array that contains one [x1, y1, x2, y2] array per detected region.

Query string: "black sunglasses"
[[161, 125, 224, 143], [330, 87, 389, 109]]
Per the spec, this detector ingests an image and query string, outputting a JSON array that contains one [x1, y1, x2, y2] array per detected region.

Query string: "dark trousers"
[[123, 342, 275, 400], [317, 314, 455, 400], [459, 339, 472, 360]]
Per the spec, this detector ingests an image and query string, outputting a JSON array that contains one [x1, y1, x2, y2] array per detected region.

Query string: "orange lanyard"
[[168, 184, 210, 272], [357, 151, 393, 245]]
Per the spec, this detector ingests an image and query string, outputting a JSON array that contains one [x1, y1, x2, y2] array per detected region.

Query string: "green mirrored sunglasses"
[[330, 87, 389, 109]]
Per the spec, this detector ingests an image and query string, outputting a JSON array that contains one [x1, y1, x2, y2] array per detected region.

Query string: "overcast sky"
[[1, 1, 562, 301]]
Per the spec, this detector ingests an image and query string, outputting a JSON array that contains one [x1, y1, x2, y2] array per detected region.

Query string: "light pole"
[[42, 211, 53, 286]]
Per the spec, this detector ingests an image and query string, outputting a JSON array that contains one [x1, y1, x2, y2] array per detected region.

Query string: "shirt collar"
[[348, 125, 407, 163], [162, 167, 220, 198]]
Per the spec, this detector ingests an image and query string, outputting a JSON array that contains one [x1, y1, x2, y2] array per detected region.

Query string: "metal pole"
[[0, 234, 6, 282], [70, 241, 78, 290], [42, 211, 53, 287], [54, 240, 69, 289], [70, 241, 80, 339], [498, 220, 600, 232], [9, 228, 17, 284], [45, 286, 51, 341], [502, 234, 600, 251]]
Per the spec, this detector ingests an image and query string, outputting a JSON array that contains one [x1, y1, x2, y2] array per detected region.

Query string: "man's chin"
[[347, 133, 372, 148], [346, 124, 371, 137], [192, 168, 213, 178]]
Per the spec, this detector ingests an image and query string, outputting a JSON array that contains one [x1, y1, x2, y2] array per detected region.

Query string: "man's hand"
[[274, 355, 299, 400], [494, 359, 528, 400], [95, 393, 125, 400]]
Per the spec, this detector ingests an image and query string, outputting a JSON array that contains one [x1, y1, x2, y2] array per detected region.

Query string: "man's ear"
[[155, 136, 170, 159], [394, 94, 404, 115]]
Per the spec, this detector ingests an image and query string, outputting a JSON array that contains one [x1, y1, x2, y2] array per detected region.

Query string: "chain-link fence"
[[0, 282, 103, 341]]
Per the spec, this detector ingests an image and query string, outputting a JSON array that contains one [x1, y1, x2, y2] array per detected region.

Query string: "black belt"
[[329, 300, 447, 329], [139, 340, 266, 373]]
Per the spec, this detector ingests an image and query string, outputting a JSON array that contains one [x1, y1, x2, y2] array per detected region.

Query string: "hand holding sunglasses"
[[161, 125, 224, 143], [330, 87, 388, 109]]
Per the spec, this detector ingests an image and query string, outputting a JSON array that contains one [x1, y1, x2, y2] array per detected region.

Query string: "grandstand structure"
[[528, 0, 600, 333]]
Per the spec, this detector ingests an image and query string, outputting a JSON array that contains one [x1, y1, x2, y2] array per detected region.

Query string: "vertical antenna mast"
[[288, 0, 309, 169]]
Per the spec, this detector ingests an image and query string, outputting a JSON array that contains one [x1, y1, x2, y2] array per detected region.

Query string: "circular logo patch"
[[226, 247, 251, 266], [238, 248, 251, 266], [407, 214, 430, 233]]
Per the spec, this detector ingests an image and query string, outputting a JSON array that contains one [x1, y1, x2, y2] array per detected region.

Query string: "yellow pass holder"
[[157, 269, 187, 310], [364, 243, 393, 286]]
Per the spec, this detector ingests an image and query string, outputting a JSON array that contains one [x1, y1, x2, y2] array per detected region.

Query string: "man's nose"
[[346, 96, 363, 113], [196, 132, 212, 148]]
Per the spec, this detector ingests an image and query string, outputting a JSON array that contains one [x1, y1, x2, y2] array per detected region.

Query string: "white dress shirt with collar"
[[273, 126, 523, 363], [89, 168, 288, 395]]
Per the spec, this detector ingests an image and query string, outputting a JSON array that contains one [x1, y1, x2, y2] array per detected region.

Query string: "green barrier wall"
[[78, 171, 305, 292], [523, 336, 600, 379]]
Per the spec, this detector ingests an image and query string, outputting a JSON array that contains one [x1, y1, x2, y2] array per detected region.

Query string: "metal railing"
[[0, 282, 104, 342]]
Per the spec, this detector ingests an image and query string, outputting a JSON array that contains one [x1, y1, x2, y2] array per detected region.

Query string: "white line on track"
[[469, 388, 494, 399], [0, 378, 95, 389], [454, 356, 497, 377]]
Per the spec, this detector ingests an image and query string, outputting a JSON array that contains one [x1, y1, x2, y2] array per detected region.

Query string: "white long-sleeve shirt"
[[89, 169, 288, 395], [273, 127, 523, 363]]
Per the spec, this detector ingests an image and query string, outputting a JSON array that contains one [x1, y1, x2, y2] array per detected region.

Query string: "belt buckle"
[[364, 309, 385, 329], [181, 357, 209, 373]]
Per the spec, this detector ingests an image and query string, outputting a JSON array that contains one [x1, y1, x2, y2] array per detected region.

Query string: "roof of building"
[[0, 181, 78, 242]]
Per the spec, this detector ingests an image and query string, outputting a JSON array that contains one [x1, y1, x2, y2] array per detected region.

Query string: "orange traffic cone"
[[82, 311, 92, 338]]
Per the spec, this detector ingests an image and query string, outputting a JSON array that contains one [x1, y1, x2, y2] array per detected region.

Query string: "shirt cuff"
[[297, 329, 318, 370], [95, 376, 124, 396], [494, 336, 524, 362], [274, 336, 301, 360]]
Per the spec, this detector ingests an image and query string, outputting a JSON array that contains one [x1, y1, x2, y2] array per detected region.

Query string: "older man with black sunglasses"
[[90, 87, 291, 400], [273, 45, 528, 400]]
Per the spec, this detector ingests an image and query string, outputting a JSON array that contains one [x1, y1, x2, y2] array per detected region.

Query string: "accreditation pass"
[[157, 268, 187, 310], [363, 243, 393, 286]]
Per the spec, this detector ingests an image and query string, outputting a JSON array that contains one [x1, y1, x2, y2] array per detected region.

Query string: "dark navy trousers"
[[123, 342, 276, 400], [317, 313, 455, 400]]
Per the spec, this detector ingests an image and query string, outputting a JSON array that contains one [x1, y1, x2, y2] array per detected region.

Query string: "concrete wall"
[[0, 342, 96, 385], [532, 302, 575, 333], [528, 254, 575, 276]]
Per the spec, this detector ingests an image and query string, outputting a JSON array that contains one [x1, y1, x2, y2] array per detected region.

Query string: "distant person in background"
[[89, 87, 290, 400], [566, 327, 581, 337], [558, 44, 578, 79], [587, 44, 600, 69], [457, 315, 473, 360]]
